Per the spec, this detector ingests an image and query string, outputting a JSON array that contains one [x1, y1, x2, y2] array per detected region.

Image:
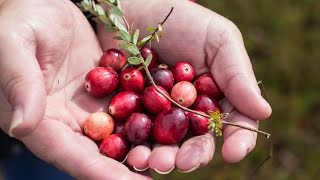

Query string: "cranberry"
[[99, 134, 130, 162], [140, 47, 158, 70], [142, 86, 171, 114], [193, 73, 224, 100], [83, 112, 114, 141], [119, 67, 145, 92], [171, 81, 197, 107], [153, 108, 189, 144], [171, 61, 195, 82], [191, 94, 221, 114], [84, 67, 118, 97], [99, 48, 126, 71], [187, 112, 209, 135], [108, 91, 141, 120], [124, 113, 152, 144], [150, 67, 174, 92]]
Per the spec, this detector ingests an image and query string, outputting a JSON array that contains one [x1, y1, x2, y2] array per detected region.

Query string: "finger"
[[21, 120, 150, 180], [175, 133, 215, 173], [220, 99, 258, 163], [0, 30, 46, 137], [148, 144, 178, 174], [127, 144, 151, 171], [207, 18, 272, 120]]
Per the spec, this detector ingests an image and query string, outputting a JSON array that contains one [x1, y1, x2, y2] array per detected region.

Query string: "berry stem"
[[139, 7, 174, 50], [222, 120, 271, 138]]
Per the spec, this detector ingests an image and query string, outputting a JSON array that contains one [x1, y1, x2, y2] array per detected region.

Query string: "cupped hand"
[[97, 0, 272, 173], [0, 0, 150, 179]]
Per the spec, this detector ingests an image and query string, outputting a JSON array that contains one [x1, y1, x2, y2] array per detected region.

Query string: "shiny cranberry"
[[85, 67, 118, 97], [108, 91, 141, 120], [119, 67, 145, 92], [194, 73, 224, 100], [171, 81, 197, 107], [191, 94, 221, 114], [153, 108, 189, 144], [150, 67, 174, 92], [142, 86, 171, 114], [99, 134, 130, 162], [171, 61, 195, 82], [124, 113, 152, 144], [99, 48, 126, 71]]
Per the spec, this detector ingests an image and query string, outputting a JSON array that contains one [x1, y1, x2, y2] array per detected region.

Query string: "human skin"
[[0, 0, 271, 179]]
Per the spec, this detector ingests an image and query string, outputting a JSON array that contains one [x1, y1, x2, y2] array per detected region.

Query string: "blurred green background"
[[155, 0, 320, 179]]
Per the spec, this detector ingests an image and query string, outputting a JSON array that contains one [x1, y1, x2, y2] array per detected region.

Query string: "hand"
[[97, 0, 272, 173], [0, 0, 150, 179]]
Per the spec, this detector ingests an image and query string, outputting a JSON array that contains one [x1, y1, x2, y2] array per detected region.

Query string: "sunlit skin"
[[0, 0, 271, 179]]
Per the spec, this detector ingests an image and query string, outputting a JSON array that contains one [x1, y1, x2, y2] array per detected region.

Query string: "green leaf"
[[95, 4, 106, 16], [119, 30, 131, 42], [144, 54, 153, 67], [119, 43, 140, 55], [104, 24, 117, 32], [113, 36, 123, 40], [115, 0, 121, 9], [127, 57, 142, 65], [146, 27, 157, 32], [137, 35, 152, 46], [108, 0, 116, 3], [110, 14, 128, 32], [132, 29, 139, 45], [111, 6, 123, 17]]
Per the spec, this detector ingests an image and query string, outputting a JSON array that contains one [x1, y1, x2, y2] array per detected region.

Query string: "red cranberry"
[[187, 112, 209, 135], [140, 47, 158, 70], [99, 48, 126, 71], [99, 134, 130, 162], [124, 113, 152, 144], [85, 67, 118, 97], [171, 61, 195, 82], [83, 112, 114, 141], [194, 73, 224, 100], [153, 108, 189, 144], [142, 86, 171, 114], [119, 67, 145, 92], [191, 94, 221, 114], [150, 67, 174, 92], [171, 81, 197, 107], [108, 91, 141, 120]]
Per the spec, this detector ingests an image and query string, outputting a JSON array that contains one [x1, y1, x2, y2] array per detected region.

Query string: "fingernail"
[[133, 166, 149, 172], [177, 164, 200, 173], [9, 107, 23, 137], [153, 166, 175, 175]]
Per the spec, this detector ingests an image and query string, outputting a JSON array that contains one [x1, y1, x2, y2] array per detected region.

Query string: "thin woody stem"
[[222, 121, 271, 138]]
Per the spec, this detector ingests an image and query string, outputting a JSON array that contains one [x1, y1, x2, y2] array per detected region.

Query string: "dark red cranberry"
[[142, 86, 171, 114], [171, 81, 197, 107], [138, 47, 158, 70], [108, 91, 141, 120], [187, 112, 209, 135], [99, 134, 130, 162], [124, 113, 152, 144], [171, 61, 195, 82], [85, 67, 118, 97], [119, 67, 145, 92], [150, 68, 174, 92], [191, 94, 221, 114], [99, 48, 127, 71], [193, 73, 224, 100], [153, 108, 189, 144]]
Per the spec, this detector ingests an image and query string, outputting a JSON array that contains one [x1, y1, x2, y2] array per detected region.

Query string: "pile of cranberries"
[[83, 47, 224, 162]]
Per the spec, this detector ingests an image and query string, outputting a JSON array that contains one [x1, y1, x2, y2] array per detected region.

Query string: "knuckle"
[[221, 19, 243, 43]]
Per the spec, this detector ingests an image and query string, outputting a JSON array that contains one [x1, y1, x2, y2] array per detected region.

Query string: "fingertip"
[[148, 144, 178, 173], [222, 131, 256, 163], [127, 145, 151, 171]]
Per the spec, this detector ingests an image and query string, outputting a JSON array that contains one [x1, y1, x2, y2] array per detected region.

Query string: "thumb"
[[208, 21, 272, 120], [0, 32, 46, 137]]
